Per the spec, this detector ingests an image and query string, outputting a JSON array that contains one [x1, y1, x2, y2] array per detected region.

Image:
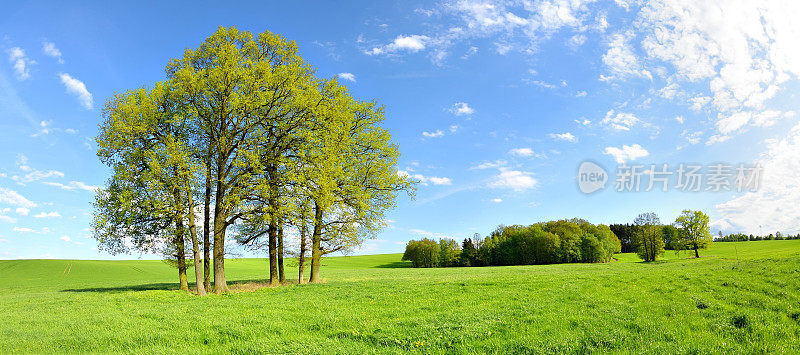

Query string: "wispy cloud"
[[397, 170, 451, 186], [7, 47, 34, 80], [42, 41, 63, 63], [337, 72, 356, 82], [549, 132, 577, 142], [449, 102, 474, 116], [59, 73, 93, 109], [366, 34, 429, 55], [34, 211, 61, 218], [488, 168, 537, 192], [0, 187, 37, 208], [603, 144, 649, 163], [42, 181, 99, 192]]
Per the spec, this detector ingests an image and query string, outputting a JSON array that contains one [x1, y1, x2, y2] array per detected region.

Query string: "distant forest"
[[402, 210, 796, 268]]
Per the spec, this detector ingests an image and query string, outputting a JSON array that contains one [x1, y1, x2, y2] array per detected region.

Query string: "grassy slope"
[[0, 241, 798, 353]]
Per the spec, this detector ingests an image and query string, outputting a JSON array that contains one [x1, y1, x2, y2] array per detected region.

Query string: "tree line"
[[402, 209, 715, 267], [715, 232, 800, 242], [92, 27, 413, 295], [403, 218, 622, 267]]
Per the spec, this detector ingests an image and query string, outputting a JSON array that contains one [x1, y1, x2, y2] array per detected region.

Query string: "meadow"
[[1, 240, 799, 353]]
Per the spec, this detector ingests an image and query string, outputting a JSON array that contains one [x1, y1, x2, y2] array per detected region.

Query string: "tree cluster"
[[93, 27, 413, 294], [621, 210, 713, 262], [715, 232, 800, 242], [403, 219, 622, 268]]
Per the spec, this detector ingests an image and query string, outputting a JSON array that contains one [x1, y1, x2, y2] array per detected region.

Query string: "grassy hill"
[[1, 240, 799, 353]]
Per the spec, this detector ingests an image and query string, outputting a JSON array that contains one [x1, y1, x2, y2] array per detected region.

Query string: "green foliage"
[[438, 239, 461, 267], [402, 238, 440, 268], [633, 212, 665, 262], [609, 223, 639, 253], [94, 26, 414, 289], [662, 225, 680, 250], [406, 219, 621, 268], [674, 209, 713, 257]]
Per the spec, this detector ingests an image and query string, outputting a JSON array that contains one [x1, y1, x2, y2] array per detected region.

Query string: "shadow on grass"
[[373, 261, 412, 268], [61, 279, 272, 293]]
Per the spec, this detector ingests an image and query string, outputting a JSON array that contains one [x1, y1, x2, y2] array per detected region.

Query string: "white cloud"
[[488, 167, 537, 192], [337, 72, 356, 82], [365, 0, 598, 64], [42, 181, 99, 192], [428, 177, 452, 185], [715, 122, 800, 234], [495, 42, 513, 55], [549, 132, 577, 142], [11, 154, 65, 183], [490, 198, 503, 203], [715, 110, 789, 134], [681, 129, 703, 146], [0, 187, 37, 208], [15, 207, 29, 216], [601, 110, 639, 131], [604, 144, 649, 163], [655, 83, 681, 100], [449, 102, 474, 116], [675, 116, 685, 124], [367, 34, 429, 55], [397, 170, 452, 186], [575, 91, 587, 97], [633, 1, 800, 135], [0, 214, 16, 223], [34, 211, 61, 219], [12, 227, 36, 233], [689, 96, 711, 111], [568, 34, 587, 49], [508, 147, 534, 157], [527, 80, 556, 89], [59, 73, 93, 109], [470, 160, 507, 170], [8, 47, 34, 80], [422, 130, 444, 138], [706, 134, 731, 145], [601, 31, 652, 81], [42, 41, 63, 63], [13, 169, 64, 184], [31, 120, 52, 137], [60, 235, 71, 242]]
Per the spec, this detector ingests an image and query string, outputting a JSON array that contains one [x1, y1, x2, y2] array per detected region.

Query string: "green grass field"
[[1, 240, 799, 353]]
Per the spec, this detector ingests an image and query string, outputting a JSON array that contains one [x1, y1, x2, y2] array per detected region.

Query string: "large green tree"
[[95, 82, 206, 295], [295, 80, 414, 283], [167, 27, 324, 291], [674, 209, 712, 258], [95, 26, 410, 292], [633, 212, 664, 262]]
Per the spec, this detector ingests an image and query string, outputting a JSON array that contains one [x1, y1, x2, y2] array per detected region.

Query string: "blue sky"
[[2, 1, 800, 259]]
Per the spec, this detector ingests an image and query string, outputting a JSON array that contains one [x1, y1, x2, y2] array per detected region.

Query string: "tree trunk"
[[298, 212, 307, 284], [278, 223, 285, 283], [309, 201, 323, 283], [175, 221, 189, 292], [268, 217, 278, 286], [694, 244, 699, 258], [267, 164, 279, 286], [187, 197, 206, 296], [203, 158, 212, 291], [212, 179, 229, 294], [278, 224, 286, 283]]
